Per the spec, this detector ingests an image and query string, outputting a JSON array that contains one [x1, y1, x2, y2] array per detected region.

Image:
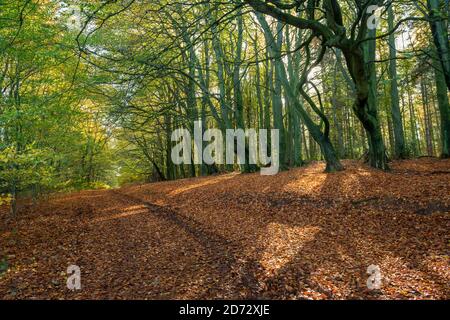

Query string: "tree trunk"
[[421, 79, 434, 156], [342, 44, 388, 170], [272, 21, 288, 170], [388, 4, 407, 159], [434, 58, 450, 158], [428, 0, 450, 91]]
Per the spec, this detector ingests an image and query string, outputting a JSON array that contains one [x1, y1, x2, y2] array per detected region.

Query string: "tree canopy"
[[1, 0, 449, 212]]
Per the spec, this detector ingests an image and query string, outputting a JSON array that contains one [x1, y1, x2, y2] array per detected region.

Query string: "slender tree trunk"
[[286, 24, 303, 166], [254, 32, 265, 133], [388, 4, 407, 158], [164, 113, 174, 180], [332, 59, 344, 158], [421, 79, 434, 156], [272, 21, 287, 170], [428, 0, 450, 91], [233, 5, 252, 173], [434, 58, 450, 157]]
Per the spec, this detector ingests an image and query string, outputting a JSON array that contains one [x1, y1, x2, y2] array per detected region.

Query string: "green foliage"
[[0, 1, 115, 204], [0, 145, 54, 195], [0, 0, 448, 202], [0, 194, 12, 206]]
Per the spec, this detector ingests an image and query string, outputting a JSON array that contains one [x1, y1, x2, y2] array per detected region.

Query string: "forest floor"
[[0, 158, 449, 300]]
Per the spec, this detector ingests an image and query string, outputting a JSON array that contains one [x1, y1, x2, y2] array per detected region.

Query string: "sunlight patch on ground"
[[329, 173, 363, 195], [282, 174, 328, 194], [259, 223, 320, 274], [168, 173, 238, 196], [421, 254, 450, 282], [90, 205, 148, 223], [378, 254, 448, 298]]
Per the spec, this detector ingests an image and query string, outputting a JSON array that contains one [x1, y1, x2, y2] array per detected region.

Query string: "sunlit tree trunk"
[[421, 79, 435, 156], [427, 0, 450, 91], [433, 60, 450, 157], [387, 4, 406, 159]]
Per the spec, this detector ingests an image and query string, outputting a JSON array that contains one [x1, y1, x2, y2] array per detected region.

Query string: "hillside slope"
[[1, 159, 449, 299]]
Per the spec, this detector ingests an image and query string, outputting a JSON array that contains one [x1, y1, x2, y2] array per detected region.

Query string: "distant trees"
[[0, 1, 114, 214]]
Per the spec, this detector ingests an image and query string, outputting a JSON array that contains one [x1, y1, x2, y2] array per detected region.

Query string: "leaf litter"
[[0, 159, 448, 299]]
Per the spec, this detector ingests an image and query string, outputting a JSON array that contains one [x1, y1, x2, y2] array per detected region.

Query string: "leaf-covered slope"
[[0, 159, 449, 299]]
